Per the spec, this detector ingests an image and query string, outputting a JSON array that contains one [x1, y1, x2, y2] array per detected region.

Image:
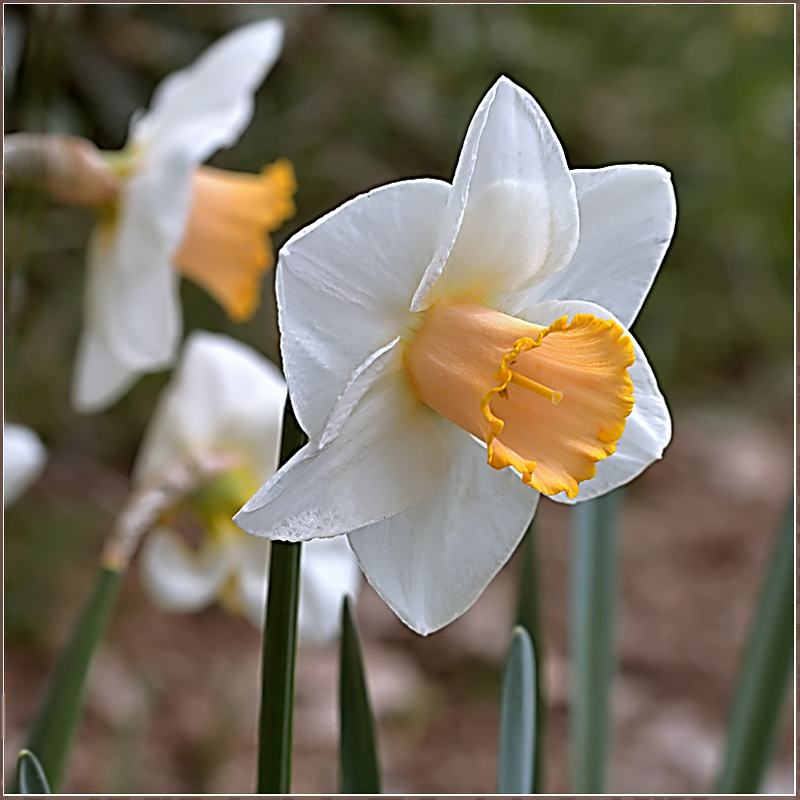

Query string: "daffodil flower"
[[3, 423, 46, 507], [134, 331, 360, 642], [73, 20, 296, 413], [234, 77, 675, 635]]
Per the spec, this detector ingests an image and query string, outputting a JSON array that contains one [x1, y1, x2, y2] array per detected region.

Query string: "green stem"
[[714, 500, 794, 793], [17, 564, 123, 792], [256, 541, 302, 792], [569, 489, 621, 793], [515, 520, 545, 792], [255, 402, 307, 793]]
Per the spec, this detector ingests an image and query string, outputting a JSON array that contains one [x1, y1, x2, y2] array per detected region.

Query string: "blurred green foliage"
[[4, 5, 794, 639]]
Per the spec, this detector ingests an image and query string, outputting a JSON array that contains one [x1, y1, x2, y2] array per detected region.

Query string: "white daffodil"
[[234, 77, 676, 636], [3, 423, 46, 507], [73, 20, 296, 414], [134, 331, 360, 642]]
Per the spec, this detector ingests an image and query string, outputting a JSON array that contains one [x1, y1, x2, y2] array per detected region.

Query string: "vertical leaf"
[[569, 489, 621, 793], [255, 402, 306, 794], [516, 520, 546, 792], [339, 595, 381, 793], [715, 500, 794, 793], [497, 626, 536, 793], [17, 750, 51, 794], [19, 564, 123, 792]]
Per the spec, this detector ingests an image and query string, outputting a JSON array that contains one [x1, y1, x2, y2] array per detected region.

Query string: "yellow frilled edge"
[[405, 303, 635, 499]]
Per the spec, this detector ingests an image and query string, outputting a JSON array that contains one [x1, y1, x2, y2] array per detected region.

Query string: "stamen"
[[508, 370, 562, 404]]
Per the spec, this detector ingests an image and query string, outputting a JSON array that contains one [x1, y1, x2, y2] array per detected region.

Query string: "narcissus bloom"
[[3, 423, 46, 507], [135, 332, 360, 642], [235, 77, 675, 635], [73, 20, 296, 413]]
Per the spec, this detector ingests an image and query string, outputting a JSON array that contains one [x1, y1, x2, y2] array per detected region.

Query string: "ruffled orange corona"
[[173, 159, 297, 321], [405, 302, 635, 498]]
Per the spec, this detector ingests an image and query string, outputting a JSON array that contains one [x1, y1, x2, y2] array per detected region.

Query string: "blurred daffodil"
[[134, 331, 360, 642], [72, 20, 296, 413], [235, 77, 675, 635], [3, 423, 46, 507]]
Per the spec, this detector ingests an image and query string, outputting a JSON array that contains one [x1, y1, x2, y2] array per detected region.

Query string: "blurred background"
[[4, 4, 794, 794]]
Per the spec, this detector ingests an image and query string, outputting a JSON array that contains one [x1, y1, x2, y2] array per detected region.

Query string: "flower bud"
[[4, 133, 119, 206]]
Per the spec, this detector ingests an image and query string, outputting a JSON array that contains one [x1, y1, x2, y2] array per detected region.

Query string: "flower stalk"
[[256, 402, 307, 793]]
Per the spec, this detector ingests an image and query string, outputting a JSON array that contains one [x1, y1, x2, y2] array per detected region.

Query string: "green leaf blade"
[[339, 595, 381, 793], [20, 564, 123, 792], [17, 750, 51, 794], [715, 500, 794, 793], [569, 489, 621, 793], [497, 625, 536, 794], [515, 521, 546, 792]]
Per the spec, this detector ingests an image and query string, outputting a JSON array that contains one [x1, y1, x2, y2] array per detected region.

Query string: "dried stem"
[[100, 451, 242, 571]]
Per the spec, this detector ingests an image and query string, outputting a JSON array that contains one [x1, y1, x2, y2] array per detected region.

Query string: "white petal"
[[132, 20, 284, 165], [76, 20, 285, 414], [3, 423, 46, 506], [101, 162, 186, 364], [138, 527, 231, 612], [297, 537, 362, 644], [133, 331, 286, 485], [71, 308, 147, 413], [277, 178, 450, 438], [72, 174, 184, 414], [516, 299, 672, 504], [529, 165, 677, 328], [235, 341, 452, 542], [348, 419, 538, 636], [411, 76, 579, 312]]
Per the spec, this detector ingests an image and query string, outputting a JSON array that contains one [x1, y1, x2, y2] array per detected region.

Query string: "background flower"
[[72, 19, 292, 413], [133, 331, 360, 642], [3, 423, 46, 507]]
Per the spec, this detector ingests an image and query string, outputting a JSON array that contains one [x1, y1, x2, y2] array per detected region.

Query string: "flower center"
[[404, 302, 635, 498], [94, 146, 142, 230], [174, 464, 263, 617], [172, 159, 297, 321], [187, 465, 259, 531]]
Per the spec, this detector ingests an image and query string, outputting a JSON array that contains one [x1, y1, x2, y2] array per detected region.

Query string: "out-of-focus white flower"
[[3, 423, 46, 506], [135, 331, 360, 642], [73, 20, 296, 414], [235, 77, 675, 635]]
